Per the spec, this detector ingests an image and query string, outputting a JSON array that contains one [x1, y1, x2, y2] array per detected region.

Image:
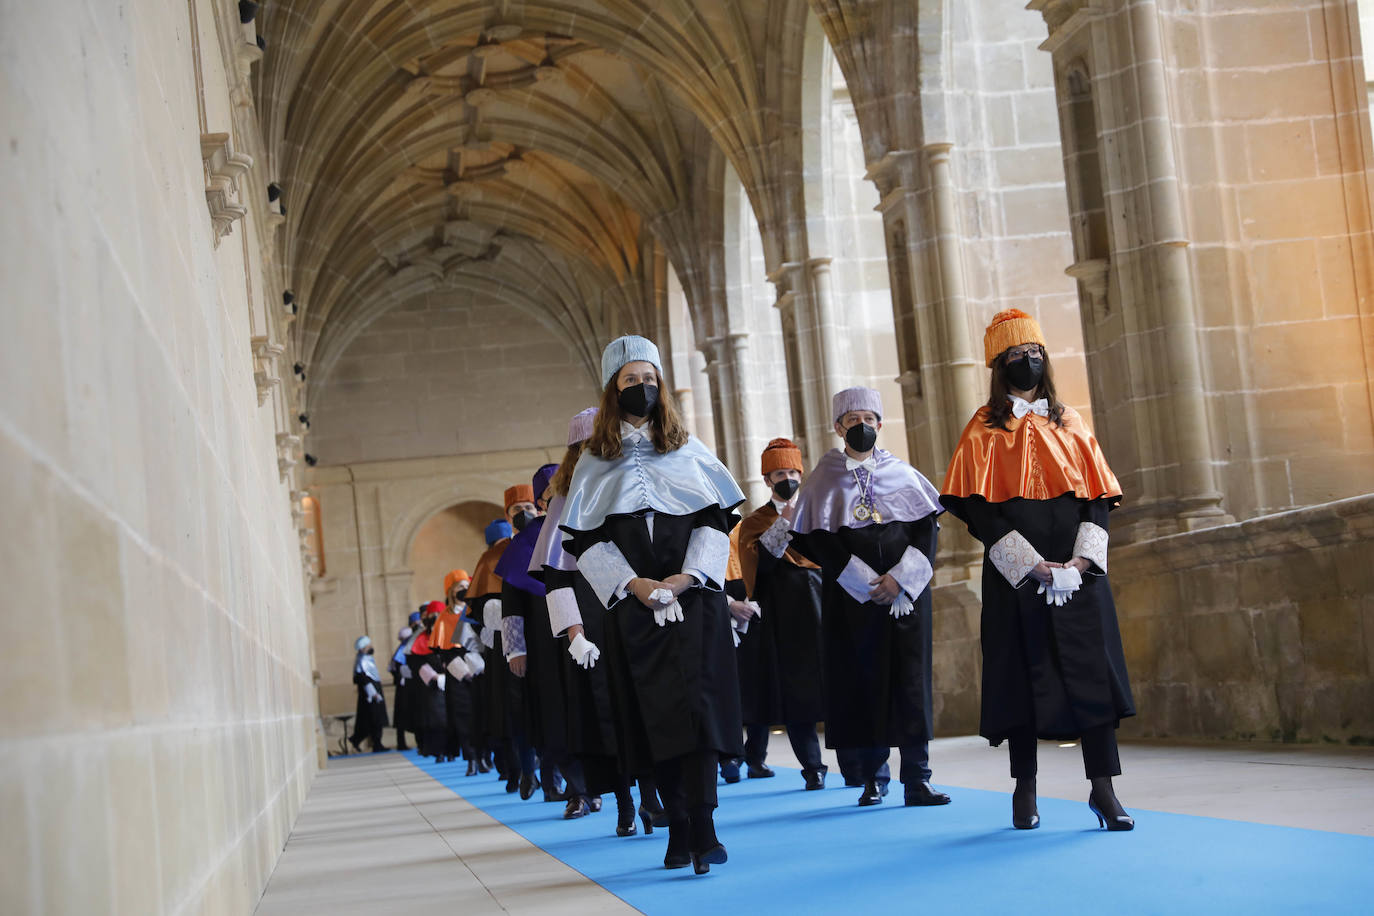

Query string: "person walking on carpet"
[[940, 308, 1135, 831]]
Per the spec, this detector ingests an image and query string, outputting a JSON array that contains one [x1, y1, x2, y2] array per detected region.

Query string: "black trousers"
[[842, 742, 930, 785], [655, 749, 720, 818], [744, 723, 824, 772], [1008, 724, 1121, 779]]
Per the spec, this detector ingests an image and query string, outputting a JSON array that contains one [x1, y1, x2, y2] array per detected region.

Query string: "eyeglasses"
[[1005, 345, 1043, 361]]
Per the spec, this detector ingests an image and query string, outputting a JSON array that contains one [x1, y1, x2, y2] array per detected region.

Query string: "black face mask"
[[845, 422, 878, 453], [772, 478, 800, 501], [511, 510, 537, 532], [1004, 354, 1045, 392], [618, 383, 659, 418]]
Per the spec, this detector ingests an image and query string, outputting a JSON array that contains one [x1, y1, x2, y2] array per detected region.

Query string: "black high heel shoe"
[[1088, 790, 1135, 831], [690, 844, 728, 875], [638, 804, 669, 835], [1012, 779, 1039, 830]]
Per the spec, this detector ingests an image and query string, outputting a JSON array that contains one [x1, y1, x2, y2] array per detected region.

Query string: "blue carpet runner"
[[403, 751, 1373, 914]]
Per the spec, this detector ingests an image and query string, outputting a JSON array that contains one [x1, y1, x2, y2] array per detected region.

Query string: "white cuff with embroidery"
[[886, 545, 934, 599], [988, 530, 1044, 587], [759, 515, 792, 558], [579, 541, 639, 608], [501, 616, 526, 660], [683, 525, 730, 590], [1073, 521, 1109, 573], [546, 586, 584, 637]]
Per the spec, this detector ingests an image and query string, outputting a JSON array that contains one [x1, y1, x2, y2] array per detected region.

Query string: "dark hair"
[[586, 367, 689, 459], [983, 346, 1066, 430], [548, 441, 585, 498]]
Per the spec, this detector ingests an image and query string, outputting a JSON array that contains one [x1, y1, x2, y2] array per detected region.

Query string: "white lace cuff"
[[501, 616, 526, 659], [546, 586, 583, 637], [683, 525, 730, 590], [1073, 522, 1108, 573], [579, 541, 638, 608], [759, 515, 792, 558], [887, 545, 934, 599], [989, 530, 1044, 587]]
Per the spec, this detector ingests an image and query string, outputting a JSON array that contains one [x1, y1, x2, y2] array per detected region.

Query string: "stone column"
[[924, 142, 984, 432], [727, 331, 768, 506], [675, 385, 696, 437], [1125, 2, 1225, 527], [806, 257, 847, 403], [700, 338, 736, 472]]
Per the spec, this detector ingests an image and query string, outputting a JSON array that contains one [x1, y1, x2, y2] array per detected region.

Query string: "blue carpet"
[[406, 751, 1374, 915]]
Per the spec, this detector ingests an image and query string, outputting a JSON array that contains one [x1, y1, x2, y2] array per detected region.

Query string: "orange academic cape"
[[731, 502, 819, 599], [468, 539, 511, 602], [941, 406, 1121, 504]]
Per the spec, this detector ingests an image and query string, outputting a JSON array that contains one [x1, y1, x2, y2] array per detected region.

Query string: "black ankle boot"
[[1013, 777, 1039, 829], [664, 818, 691, 869], [688, 807, 727, 875], [615, 790, 637, 837]]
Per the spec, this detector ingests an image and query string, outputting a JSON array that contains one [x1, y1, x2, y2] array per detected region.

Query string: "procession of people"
[[349, 316, 1139, 876]]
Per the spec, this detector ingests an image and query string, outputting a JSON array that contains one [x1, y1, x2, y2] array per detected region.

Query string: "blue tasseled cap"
[[484, 518, 513, 546], [600, 335, 663, 388]]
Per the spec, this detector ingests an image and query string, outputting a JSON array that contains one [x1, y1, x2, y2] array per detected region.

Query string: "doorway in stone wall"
[[407, 499, 505, 609]]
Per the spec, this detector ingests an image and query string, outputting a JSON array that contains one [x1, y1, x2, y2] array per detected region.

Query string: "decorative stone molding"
[[200, 132, 253, 245], [1026, 1, 1106, 51], [1065, 258, 1111, 315], [251, 335, 284, 406], [276, 433, 302, 479]]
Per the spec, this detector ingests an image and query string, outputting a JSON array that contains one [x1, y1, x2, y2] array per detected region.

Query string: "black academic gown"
[[946, 493, 1135, 743], [406, 646, 449, 759], [351, 667, 389, 747], [738, 523, 825, 726], [565, 505, 744, 774], [390, 649, 416, 735], [501, 580, 566, 756], [470, 595, 512, 742], [545, 567, 624, 794], [790, 517, 938, 749]]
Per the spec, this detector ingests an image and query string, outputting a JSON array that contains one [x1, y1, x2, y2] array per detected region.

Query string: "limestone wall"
[[309, 449, 564, 717], [0, 1, 317, 912]]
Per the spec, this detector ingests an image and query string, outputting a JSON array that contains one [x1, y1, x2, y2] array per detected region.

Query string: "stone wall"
[[309, 289, 601, 466], [0, 0, 316, 911], [931, 496, 1374, 744]]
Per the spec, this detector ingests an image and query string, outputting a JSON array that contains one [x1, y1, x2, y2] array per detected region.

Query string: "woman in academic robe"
[[405, 602, 451, 761], [559, 335, 745, 875], [536, 408, 666, 837], [432, 570, 483, 767], [785, 387, 950, 809], [498, 465, 573, 806], [728, 437, 827, 789], [467, 519, 512, 779], [940, 308, 1135, 831], [350, 636, 389, 752]]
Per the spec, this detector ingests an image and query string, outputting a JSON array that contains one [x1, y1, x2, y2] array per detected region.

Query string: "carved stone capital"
[[200, 132, 253, 245]]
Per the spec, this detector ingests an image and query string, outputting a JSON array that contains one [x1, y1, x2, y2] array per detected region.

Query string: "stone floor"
[[255, 736, 1374, 914]]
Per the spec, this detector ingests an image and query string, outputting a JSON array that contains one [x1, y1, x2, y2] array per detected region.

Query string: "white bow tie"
[[620, 421, 649, 443], [1009, 396, 1049, 419], [845, 455, 877, 472]]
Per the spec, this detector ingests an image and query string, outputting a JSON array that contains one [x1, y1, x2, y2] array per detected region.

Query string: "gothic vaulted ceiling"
[[256, 0, 821, 396]]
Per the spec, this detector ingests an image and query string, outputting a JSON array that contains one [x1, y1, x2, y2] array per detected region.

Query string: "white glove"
[[1037, 566, 1083, 606], [889, 592, 914, 619], [648, 587, 674, 606], [746, 600, 761, 619], [436, 673, 447, 691], [654, 600, 685, 627], [568, 632, 601, 669], [732, 628, 741, 647]]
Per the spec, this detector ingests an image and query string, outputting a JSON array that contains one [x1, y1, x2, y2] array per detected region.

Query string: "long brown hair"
[[585, 367, 689, 459], [984, 347, 1066, 430], [548, 441, 585, 498]]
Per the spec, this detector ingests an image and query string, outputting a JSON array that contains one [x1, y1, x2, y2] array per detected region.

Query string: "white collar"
[[771, 498, 791, 513], [844, 453, 877, 472], [1009, 395, 1049, 419]]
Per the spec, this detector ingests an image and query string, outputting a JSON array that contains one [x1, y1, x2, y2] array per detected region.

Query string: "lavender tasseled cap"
[[567, 407, 598, 445], [832, 386, 883, 423], [532, 463, 559, 504], [600, 335, 663, 388]]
